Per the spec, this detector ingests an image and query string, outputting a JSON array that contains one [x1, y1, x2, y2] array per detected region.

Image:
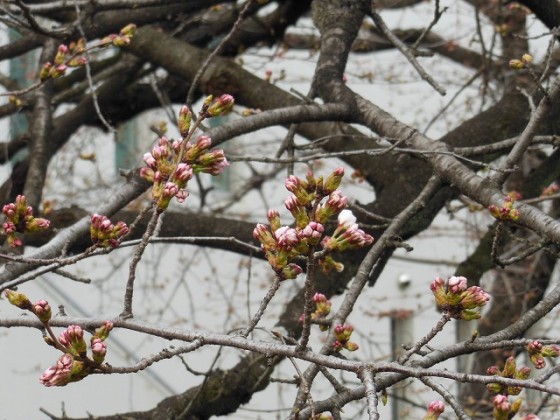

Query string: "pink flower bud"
[[3, 221, 16, 234], [94, 320, 114, 341], [285, 175, 300, 193], [195, 135, 212, 151], [447, 276, 467, 294], [39, 353, 74, 387], [91, 338, 107, 363], [282, 263, 302, 280], [174, 163, 194, 184], [206, 94, 235, 117], [25, 217, 50, 232], [274, 226, 299, 249], [143, 152, 157, 169], [33, 300, 52, 323]]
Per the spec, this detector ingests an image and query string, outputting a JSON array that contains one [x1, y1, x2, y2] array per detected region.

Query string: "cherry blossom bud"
[[50, 64, 67, 78], [174, 163, 194, 184], [94, 321, 114, 341], [54, 44, 68, 65], [206, 94, 235, 117], [7, 236, 22, 247], [541, 344, 560, 358], [91, 338, 107, 364], [509, 59, 525, 69], [112, 221, 129, 237], [143, 152, 157, 169], [119, 23, 137, 37], [285, 175, 300, 193], [40, 353, 74, 387], [3, 221, 16, 234], [196, 149, 229, 175], [422, 400, 445, 420], [178, 105, 192, 136], [493, 394, 511, 416], [447, 276, 467, 294], [59, 325, 87, 356], [324, 167, 344, 193], [274, 226, 299, 249], [67, 56, 87, 67], [195, 135, 212, 151], [25, 217, 50, 232], [300, 221, 324, 245], [140, 167, 154, 182], [4, 289, 32, 310], [33, 300, 52, 323], [521, 53, 533, 64], [282, 263, 303, 280], [40, 62, 52, 81], [112, 35, 131, 47]]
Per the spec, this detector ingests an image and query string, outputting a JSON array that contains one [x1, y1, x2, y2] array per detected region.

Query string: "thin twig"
[[241, 276, 282, 337], [120, 205, 160, 318], [186, 0, 255, 106], [369, 9, 446, 95], [399, 313, 452, 364], [491, 73, 560, 186], [73, 0, 116, 132]]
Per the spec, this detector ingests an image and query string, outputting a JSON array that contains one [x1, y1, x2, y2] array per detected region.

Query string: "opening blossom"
[[430, 275, 490, 320]]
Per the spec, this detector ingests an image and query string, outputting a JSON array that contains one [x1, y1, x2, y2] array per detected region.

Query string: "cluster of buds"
[[541, 182, 559, 197], [487, 356, 531, 395], [100, 23, 137, 47], [509, 53, 534, 70], [430, 275, 490, 320], [252, 168, 374, 280], [90, 214, 129, 248], [40, 24, 135, 82], [492, 394, 523, 420], [40, 321, 113, 387], [332, 324, 359, 352], [299, 293, 332, 331], [526, 340, 560, 369], [4, 290, 113, 387], [140, 96, 232, 211], [422, 401, 445, 420], [488, 192, 521, 222], [2, 195, 50, 247], [311, 293, 332, 331]]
